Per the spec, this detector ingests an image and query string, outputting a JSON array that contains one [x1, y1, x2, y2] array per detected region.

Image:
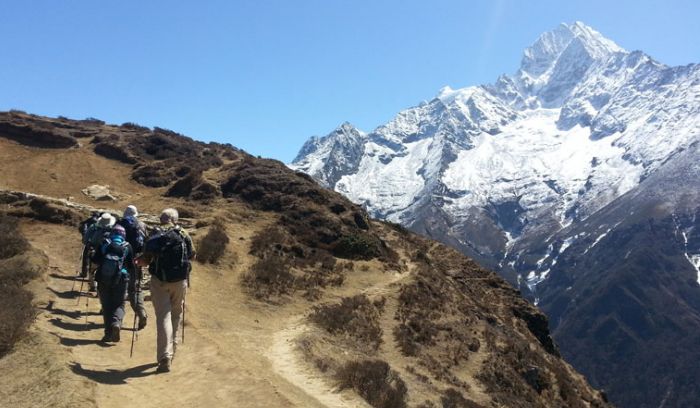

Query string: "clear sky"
[[1, 0, 698, 162]]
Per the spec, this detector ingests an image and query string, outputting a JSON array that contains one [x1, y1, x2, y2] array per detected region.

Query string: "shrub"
[[120, 122, 150, 132], [197, 220, 230, 264], [333, 233, 382, 260], [310, 295, 384, 350], [441, 389, 485, 408], [93, 142, 137, 164], [132, 163, 177, 187], [0, 215, 29, 259], [243, 253, 295, 299], [27, 199, 81, 226], [0, 285, 34, 357], [0, 216, 45, 358], [336, 359, 408, 408]]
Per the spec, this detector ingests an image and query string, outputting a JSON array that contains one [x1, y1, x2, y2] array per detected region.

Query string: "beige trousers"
[[150, 277, 187, 362]]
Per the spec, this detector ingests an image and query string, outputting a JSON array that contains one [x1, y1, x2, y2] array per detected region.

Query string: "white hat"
[[124, 205, 138, 218], [97, 213, 116, 228]]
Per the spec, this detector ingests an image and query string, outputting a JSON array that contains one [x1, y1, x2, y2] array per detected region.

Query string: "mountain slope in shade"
[[292, 22, 700, 408]]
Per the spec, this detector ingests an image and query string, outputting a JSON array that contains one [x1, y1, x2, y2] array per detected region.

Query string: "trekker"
[[137, 208, 195, 373], [117, 205, 148, 330], [78, 212, 101, 278], [84, 213, 116, 292], [93, 224, 136, 343]]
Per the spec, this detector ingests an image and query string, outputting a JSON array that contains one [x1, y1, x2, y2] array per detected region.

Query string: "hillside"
[[292, 22, 700, 407], [0, 111, 608, 407]]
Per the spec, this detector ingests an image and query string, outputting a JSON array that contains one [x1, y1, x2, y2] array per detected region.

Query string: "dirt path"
[[266, 264, 412, 408], [20, 221, 347, 408]]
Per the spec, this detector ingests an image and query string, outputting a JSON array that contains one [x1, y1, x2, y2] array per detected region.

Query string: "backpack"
[[79, 214, 99, 238], [119, 216, 145, 254], [87, 225, 111, 247], [146, 228, 190, 283], [96, 239, 129, 288]]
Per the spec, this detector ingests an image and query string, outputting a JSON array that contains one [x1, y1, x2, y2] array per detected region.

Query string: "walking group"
[[78, 206, 195, 373]]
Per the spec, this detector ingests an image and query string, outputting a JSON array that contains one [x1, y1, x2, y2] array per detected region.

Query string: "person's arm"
[[179, 227, 196, 260]]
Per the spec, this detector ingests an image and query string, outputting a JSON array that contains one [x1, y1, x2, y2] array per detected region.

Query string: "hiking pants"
[[81, 244, 91, 277], [150, 277, 187, 362], [129, 290, 147, 320], [129, 267, 148, 320], [97, 279, 128, 335]]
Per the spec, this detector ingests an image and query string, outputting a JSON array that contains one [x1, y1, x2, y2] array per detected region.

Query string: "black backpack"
[[79, 213, 100, 242], [119, 216, 145, 254], [96, 239, 129, 288], [146, 228, 190, 283]]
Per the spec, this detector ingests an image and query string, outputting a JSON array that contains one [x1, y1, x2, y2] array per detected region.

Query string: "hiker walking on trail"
[[93, 224, 136, 343], [137, 208, 195, 373], [117, 205, 148, 330], [83, 213, 116, 292], [78, 211, 101, 279]]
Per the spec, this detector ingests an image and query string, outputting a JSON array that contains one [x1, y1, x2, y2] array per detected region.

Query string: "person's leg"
[[169, 280, 187, 355], [150, 277, 174, 363], [81, 245, 91, 277], [97, 286, 111, 340], [129, 270, 148, 328], [109, 281, 127, 341]]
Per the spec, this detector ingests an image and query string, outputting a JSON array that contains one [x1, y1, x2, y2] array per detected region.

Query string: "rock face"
[[292, 22, 700, 407]]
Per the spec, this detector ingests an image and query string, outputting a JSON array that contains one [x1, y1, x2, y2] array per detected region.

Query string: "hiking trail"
[[19, 221, 360, 407]]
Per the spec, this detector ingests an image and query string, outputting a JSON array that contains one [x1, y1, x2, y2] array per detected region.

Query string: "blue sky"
[[1, 1, 698, 162]]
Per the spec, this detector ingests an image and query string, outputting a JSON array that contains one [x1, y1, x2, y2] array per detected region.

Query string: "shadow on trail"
[[70, 362, 159, 384], [43, 302, 100, 319], [49, 272, 82, 281], [47, 286, 89, 299], [53, 333, 110, 348], [49, 317, 102, 332]]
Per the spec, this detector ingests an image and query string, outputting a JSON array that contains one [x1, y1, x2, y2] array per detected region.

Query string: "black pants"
[[81, 245, 92, 277], [98, 278, 128, 335]]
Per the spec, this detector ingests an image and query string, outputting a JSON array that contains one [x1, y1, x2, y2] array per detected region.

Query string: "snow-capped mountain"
[[292, 22, 700, 408]]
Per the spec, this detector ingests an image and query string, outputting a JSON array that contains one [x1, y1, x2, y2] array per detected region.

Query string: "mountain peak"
[[336, 121, 362, 134], [520, 22, 624, 79]]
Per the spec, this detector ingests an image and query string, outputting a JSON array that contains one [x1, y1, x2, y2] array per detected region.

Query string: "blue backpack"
[[119, 216, 145, 254], [96, 239, 129, 288]]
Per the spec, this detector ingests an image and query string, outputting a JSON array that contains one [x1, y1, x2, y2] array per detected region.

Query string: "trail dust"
[[9, 219, 374, 408]]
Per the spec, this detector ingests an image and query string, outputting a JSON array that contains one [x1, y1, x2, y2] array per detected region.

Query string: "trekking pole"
[[76, 273, 86, 305], [130, 269, 141, 358], [85, 289, 91, 326], [182, 297, 185, 345], [72, 245, 85, 292], [130, 300, 138, 357]]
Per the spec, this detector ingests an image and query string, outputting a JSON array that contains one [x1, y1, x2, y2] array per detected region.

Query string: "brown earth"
[[0, 112, 609, 408]]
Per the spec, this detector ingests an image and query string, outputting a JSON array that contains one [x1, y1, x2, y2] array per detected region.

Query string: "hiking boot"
[[111, 325, 120, 342], [100, 333, 111, 343], [156, 358, 171, 373], [137, 316, 147, 331]]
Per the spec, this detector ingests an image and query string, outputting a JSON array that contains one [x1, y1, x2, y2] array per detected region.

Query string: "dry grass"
[[0, 329, 95, 407]]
